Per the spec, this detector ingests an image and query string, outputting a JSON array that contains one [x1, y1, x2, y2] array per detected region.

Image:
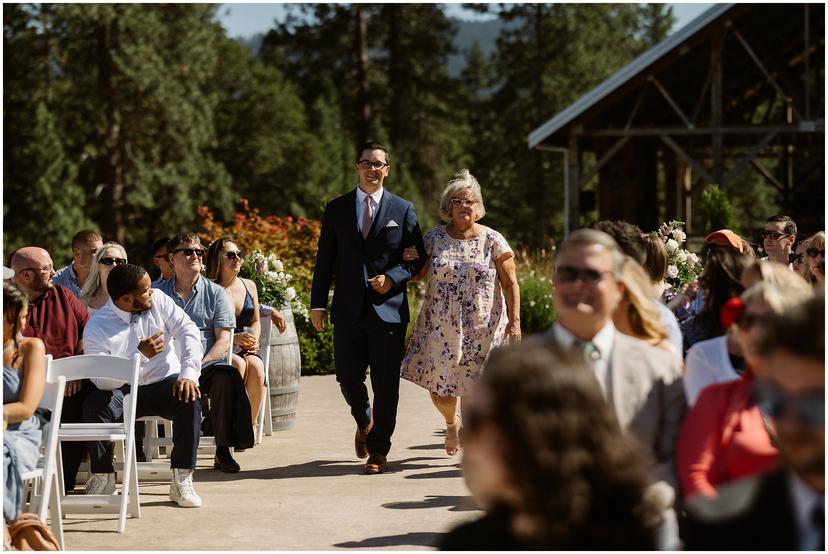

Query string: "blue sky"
[[216, 3, 716, 39]]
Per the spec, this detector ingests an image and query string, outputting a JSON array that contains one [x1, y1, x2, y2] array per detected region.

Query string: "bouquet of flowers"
[[239, 249, 309, 321], [652, 220, 702, 288]]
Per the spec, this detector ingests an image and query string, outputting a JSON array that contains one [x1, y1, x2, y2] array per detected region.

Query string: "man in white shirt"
[[81, 264, 204, 508], [761, 214, 797, 267]]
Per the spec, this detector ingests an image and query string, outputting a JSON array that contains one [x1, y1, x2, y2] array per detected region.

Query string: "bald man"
[[11, 246, 92, 494]]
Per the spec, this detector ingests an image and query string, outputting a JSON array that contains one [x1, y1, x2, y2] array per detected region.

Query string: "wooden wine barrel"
[[267, 306, 302, 431]]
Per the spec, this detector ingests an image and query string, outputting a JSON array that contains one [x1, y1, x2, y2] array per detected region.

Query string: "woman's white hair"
[[438, 169, 486, 223], [80, 242, 128, 303]]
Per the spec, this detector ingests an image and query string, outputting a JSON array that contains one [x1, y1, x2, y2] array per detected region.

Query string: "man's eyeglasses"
[[449, 199, 478, 208], [20, 265, 53, 275], [556, 265, 613, 285], [755, 381, 825, 427], [99, 257, 127, 266], [173, 248, 205, 258], [807, 248, 825, 258], [357, 160, 389, 170], [762, 231, 790, 240], [224, 251, 244, 261]]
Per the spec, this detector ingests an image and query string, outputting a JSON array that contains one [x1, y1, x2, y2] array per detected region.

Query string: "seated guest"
[[82, 264, 203, 506], [3, 282, 46, 522], [761, 214, 796, 266], [80, 242, 128, 316], [613, 256, 679, 359], [156, 233, 253, 472], [52, 230, 103, 299], [683, 295, 824, 550], [150, 237, 175, 286], [806, 231, 825, 288], [441, 342, 662, 550], [677, 272, 813, 499], [205, 238, 267, 441], [680, 230, 753, 353], [10, 247, 90, 494]]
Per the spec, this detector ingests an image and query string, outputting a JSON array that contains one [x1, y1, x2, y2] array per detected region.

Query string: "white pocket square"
[[385, 220, 399, 228]]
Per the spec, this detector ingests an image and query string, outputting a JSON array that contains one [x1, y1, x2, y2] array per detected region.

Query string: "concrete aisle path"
[[63, 375, 482, 550]]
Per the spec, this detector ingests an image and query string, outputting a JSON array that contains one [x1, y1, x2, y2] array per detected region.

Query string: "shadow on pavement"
[[333, 531, 443, 548], [382, 494, 479, 512], [404, 468, 462, 480], [407, 443, 445, 451]]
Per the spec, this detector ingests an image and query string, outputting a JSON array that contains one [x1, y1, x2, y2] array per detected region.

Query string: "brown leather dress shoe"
[[354, 422, 372, 459], [364, 453, 387, 474]]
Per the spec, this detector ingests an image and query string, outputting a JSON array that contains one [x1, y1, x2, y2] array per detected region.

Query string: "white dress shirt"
[[83, 293, 204, 390], [683, 335, 740, 405], [789, 471, 825, 551], [552, 321, 616, 398]]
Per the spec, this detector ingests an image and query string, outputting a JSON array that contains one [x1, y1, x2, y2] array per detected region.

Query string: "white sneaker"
[[85, 472, 116, 495], [169, 468, 202, 508]]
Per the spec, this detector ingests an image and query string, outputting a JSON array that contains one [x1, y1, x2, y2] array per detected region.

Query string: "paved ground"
[[62, 375, 481, 550]]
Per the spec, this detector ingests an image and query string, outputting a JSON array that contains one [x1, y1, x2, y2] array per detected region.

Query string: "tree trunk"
[[354, 6, 371, 141], [98, 17, 125, 244]]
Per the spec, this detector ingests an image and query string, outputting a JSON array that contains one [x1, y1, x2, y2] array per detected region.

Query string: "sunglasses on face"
[[790, 253, 806, 264], [556, 265, 612, 285], [754, 381, 825, 427], [807, 248, 825, 258], [762, 231, 790, 240], [173, 248, 205, 257], [224, 251, 244, 261], [99, 257, 127, 266]]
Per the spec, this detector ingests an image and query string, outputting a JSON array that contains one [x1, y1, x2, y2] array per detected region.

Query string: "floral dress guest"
[[401, 169, 520, 456]]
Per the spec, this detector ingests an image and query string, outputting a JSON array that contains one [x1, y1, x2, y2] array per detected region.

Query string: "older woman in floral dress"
[[400, 169, 520, 456]]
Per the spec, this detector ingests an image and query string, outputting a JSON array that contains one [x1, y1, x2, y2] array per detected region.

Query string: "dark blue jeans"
[[82, 374, 201, 472], [333, 305, 405, 457]]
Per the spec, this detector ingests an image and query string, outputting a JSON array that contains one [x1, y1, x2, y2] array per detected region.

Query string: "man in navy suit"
[[311, 141, 425, 474]]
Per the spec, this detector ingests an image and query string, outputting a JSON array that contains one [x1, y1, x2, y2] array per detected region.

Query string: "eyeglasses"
[[807, 248, 825, 258], [755, 381, 825, 427], [556, 265, 613, 285], [224, 251, 244, 261], [173, 248, 205, 257], [20, 265, 54, 275], [762, 231, 790, 240], [357, 160, 389, 170], [449, 199, 478, 208], [99, 257, 127, 266], [791, 253, 807, 264]]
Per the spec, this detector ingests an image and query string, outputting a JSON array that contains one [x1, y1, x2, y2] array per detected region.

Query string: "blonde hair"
[[80, 242, 128, 303], [745, 260, 806, 288], [619, 256, 668, 344], [796, 238, 815, 283], [741, 269, 813, 315], [438, 169, 486, 223]]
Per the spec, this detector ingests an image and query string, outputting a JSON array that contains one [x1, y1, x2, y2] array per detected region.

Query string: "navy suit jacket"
[[311, 188, 425, 325]]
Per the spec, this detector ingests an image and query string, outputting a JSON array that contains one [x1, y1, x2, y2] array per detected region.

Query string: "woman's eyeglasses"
[[449, 199, 478, 208], [224, 251, 244, 261], [791, 253, 806, 264], [807, 248, 825, 258], [99, 257, 127, 266]]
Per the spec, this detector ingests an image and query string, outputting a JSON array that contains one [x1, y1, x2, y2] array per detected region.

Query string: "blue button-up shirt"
[[154, 275, 235, 356], [52, 263, 82, 299]]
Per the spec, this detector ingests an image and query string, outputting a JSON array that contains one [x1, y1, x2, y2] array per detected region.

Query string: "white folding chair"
[[21, 370, 66, 549], [257, 305, 275, 443], [48, 354, 141, 533]]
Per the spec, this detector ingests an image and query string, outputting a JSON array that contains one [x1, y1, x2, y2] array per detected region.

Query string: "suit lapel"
[[368, 189, 394, 241]]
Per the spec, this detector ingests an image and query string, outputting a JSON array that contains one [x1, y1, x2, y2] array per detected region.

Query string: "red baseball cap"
[[705, 229, 743, 252]]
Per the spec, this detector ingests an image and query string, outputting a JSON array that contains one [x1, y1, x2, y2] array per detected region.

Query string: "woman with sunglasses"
[[3, 281, 46, 522], [805, 231, 824, 288], [791, 239, 813, 282], [80, 242, 128, 316], [205, 237, 284, 442], [399, 169, 520, 456], [441, 341, 661, 550], [676, 271, 813, 499]]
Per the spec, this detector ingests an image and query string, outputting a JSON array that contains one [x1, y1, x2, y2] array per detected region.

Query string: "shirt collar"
[[106, 298, 134, 324], [788, 471, 823, 537], [170, 274, 203, 295], [356, 186, 383, 206], [553, 320, 616, 359]]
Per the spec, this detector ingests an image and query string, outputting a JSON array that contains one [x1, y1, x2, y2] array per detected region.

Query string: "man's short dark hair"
[[107, 264, 148, 301], [766, 215, 797, 236], [588, 220, 646, 265], [166, 233, 201, 255], [759, 294, 824, 361], [356, 141, 389, 164], [72, 230, 102, 249], [151, 237, 170, 257]]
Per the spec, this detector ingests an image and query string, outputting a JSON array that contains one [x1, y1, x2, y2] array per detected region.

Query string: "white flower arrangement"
[[240, 249, 308, 320], [653, 220, 702, 288]]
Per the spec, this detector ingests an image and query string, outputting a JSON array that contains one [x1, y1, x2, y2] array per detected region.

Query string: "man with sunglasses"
[[311, 141, 425, 475], [685, 295, 824, 550], [761, 214, 797, 267], [53, 229, 103, 299], [10, 246, 93, 494], [156, 233, 253, 472], [546, 229, 686, 489]]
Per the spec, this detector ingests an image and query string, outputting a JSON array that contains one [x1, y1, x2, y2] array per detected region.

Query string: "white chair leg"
[[48, 476, 64, 549], [128, 444, 140, 519], [264, 385, 273, 437]]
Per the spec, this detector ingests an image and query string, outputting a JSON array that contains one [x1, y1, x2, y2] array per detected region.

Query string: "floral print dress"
[[401, 225, 512, 397]]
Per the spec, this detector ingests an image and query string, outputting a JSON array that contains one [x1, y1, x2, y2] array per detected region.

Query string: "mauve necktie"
[[361, 196, 373, 238]]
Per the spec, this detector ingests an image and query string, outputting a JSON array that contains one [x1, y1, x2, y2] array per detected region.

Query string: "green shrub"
[[295, 294, 335, 376], [701, 184, 738, 234], [516, 249, 556, 334]]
